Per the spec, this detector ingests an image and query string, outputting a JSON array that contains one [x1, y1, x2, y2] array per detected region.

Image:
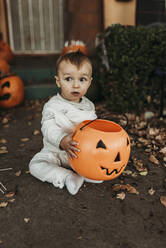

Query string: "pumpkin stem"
[[0, 72, 16, 80]]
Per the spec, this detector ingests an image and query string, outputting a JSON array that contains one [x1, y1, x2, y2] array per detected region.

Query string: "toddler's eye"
[[80, 77, 87, 82], [65, 77, 72, 82]]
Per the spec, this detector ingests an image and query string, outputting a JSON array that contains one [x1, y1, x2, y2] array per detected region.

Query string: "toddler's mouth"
[[71, 92, 80, 96]]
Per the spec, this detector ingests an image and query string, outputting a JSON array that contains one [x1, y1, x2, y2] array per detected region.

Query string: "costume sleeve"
[[41, 105, 69, 148], [41, 118, 67, 148]]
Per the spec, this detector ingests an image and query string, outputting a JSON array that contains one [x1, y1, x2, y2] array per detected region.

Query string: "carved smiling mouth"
[[100, 164, 125, 176]]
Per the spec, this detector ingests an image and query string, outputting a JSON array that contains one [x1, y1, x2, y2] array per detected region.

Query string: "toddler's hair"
[[56, 50, 92, 75]]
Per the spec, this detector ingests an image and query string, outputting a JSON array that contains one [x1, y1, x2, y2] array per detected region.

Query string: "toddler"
[[29, 51, 102, 195]]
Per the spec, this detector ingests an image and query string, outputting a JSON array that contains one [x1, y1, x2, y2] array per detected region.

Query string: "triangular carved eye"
[[127, 138, 130, 146], [115, 152, 120, 162], [2, 81, 10, 89], [96, 139, 106, 149]]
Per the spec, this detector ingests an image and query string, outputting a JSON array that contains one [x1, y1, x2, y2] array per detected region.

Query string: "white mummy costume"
[[29, 94, 98, 194]]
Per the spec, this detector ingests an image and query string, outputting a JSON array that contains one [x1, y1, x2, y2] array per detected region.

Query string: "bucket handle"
[[79, 114, 129, 131]]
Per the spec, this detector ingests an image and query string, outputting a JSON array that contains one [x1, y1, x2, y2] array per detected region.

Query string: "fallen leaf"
[[2, 117, 9, 124], [135, 121, 147, 130], [160, 196, 166, 207], [155, 135, 162, 141], [138, 137, 149, 145], [0, 149, 8, 154], [112, 184, 139, 195], [15, 170, 21, 176], [8, 198, 16, 203], [77, 236, 82, 240], [125, 113, 136, 121], [148, 188, 155, 195], [137, 130, 146, 137], [0, 202, 8, 208], [145, 148, 151, 153], [122, 170, 133, 175], [21, 138, 29, 142], [0, 146, 8, 154], [5, 192, 15, 198], [148, 128, 159, 136], [33, 129, 40, 135], [0, 146, 7, 150], [137, 143, 143, 148], [144, 111, 154, 120], [24, 218, 30, 223], [116, 192, 126, 200], [139, 170, 148, 176], [0, 138, 7, 144], [131, 172, 138, 178], [132, 158, 146, 172], [3, 124, 10, 128], [160, 147, 166, 154], [19, 143, 25, 147], [149, 155, 159, 165]]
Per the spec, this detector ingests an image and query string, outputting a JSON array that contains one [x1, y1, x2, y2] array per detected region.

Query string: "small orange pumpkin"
[[61, 41, 88, 56], [68, 119, 131, 181], [0, 41, 13, 63], [0, 58, 10, 75], [0, 74, 24, 108]]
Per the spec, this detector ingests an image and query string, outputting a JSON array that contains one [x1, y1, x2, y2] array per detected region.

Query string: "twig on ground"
[[0, 182, 7, 194], [0, 168, 13, 172]]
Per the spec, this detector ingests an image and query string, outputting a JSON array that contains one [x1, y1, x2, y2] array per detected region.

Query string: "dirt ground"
[[0, 99, 166, 248]]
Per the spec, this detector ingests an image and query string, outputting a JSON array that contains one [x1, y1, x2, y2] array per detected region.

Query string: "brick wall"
[[64, 0, 103, 54]]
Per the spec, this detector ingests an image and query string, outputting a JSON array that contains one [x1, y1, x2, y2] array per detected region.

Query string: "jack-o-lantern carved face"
[[0, 75, 24, 108], [68, 119, 131, 181]]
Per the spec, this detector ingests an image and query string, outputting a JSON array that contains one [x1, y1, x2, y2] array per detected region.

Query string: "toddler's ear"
[[55, 76, 60, 88]]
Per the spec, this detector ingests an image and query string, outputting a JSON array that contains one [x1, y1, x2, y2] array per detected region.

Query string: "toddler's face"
[[55, 60, 92, 102]]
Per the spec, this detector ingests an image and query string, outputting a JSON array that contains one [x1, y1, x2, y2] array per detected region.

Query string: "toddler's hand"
[[60, 133, 80, 159]]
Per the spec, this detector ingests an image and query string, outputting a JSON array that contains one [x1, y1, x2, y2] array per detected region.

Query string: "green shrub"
[[95, 24, 166, 113]]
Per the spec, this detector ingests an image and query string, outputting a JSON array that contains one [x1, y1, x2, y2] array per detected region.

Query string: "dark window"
[[136, 0, 166, 26]]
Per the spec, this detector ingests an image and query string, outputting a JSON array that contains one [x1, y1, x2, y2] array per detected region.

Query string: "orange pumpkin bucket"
[[68, 119, 131, 181]]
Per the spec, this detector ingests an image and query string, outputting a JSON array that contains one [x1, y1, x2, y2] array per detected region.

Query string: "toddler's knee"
[[29, 162, 36, 176], [29, 160, 44, 181]]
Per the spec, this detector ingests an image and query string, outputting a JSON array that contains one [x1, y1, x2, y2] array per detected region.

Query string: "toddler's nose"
[[73, 80, 79, 87]]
